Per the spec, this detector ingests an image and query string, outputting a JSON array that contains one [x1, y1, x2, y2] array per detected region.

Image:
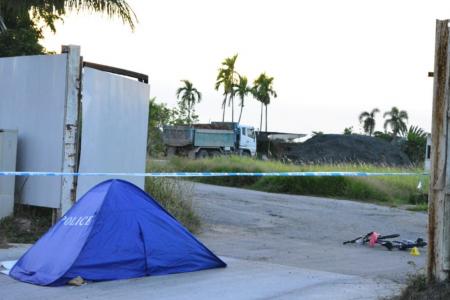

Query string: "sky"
[[41, 0, 450, 134]]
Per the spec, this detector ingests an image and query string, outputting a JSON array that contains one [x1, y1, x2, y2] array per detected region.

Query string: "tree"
[[252, 73, 277, 132], [215, 54, 238, 122], [147, 97, 200, 156], [171, 100, 199, 126], [402, 125, 428, 164], [0, 10, 45, 57], [0, 0, 136, 56], [234, 75, 252, 123], [343, 126, 353, 135], [0, 0, 136, 32], [359, 108, 379, 136], [147, 97, 173, 156], [176, 80, 201, 125], [383, 107, 408, 137]]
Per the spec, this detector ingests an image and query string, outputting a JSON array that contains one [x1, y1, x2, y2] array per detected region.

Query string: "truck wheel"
[[242, 150, 251, 157], [210, 150, 221, 158], [197, 150, 209, 159]]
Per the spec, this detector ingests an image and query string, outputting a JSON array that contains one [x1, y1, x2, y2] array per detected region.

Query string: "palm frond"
[[64, 0, 137, 29], [371, 108, 380, 115], [1, 0, 136, 30], [359, 111, 370, 122], [398, 110, 408, 120]]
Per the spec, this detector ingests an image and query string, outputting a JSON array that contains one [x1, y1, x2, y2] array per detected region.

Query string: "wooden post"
[[428, 19, 450, 282], [59, 45, 81, 217]]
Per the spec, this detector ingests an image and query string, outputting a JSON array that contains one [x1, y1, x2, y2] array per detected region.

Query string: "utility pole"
[[429, 19, 450, 282]]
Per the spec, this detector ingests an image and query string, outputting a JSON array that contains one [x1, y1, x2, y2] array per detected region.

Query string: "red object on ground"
[[369, 232, 380, 247]]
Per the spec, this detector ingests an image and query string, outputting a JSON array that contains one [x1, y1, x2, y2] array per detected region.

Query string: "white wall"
[[0, 130, 18, 219], [0, 54, 68, 208], [76, 67, 149, 196]]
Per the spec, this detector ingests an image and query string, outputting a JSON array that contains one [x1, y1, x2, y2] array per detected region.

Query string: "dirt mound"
[[280, 134, 411, 166]]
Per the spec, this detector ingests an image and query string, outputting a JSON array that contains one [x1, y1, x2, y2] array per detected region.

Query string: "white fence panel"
[[76, 67, 149, 196], [0, 54, 68, 208]]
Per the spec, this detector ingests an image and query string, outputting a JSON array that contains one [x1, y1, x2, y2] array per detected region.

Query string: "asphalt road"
[[192, 182, 427, 282], [0, 182, 427, 299]]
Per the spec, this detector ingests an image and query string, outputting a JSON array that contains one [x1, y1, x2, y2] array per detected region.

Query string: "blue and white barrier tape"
[[0, 171, 429, 177]]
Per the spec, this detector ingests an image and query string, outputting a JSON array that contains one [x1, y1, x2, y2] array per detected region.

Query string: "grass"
[[407, 203, 429, 212], [145, 177, 200, 233], [391, 274, 450, 300], [0, 205, 52, 246], [149, 156, 429, 207]]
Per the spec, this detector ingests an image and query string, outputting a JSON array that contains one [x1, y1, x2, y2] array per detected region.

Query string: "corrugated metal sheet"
[[76, 67, 149, 197], [0, 54, 68, 208]]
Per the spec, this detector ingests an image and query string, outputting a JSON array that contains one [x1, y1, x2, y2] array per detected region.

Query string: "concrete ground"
[[191, 183, 427, 283], [0, 248, 400, 300], [0, 183, 428, 299]]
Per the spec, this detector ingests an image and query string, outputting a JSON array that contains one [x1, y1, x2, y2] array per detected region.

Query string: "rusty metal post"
[[428, 19, 450, 282], [58, 45, 81, 217]]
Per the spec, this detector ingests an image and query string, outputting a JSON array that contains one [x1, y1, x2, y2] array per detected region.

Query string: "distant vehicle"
[[162, 122, 257, 158]]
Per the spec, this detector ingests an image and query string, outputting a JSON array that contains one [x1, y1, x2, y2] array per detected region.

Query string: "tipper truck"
[[162, 122, 257, 158]]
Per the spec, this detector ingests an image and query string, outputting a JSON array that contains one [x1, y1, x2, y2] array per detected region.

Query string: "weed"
[[149, 156, 428, 206], [0, 205, 52, 245], [391, 273, 450, 300], [145, 177, 200, 233]]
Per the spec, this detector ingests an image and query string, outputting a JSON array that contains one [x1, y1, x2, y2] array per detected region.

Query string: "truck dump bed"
[[162, 126, 194, 147], [163, 124, 236, 148], [194, 129, 235, 147]]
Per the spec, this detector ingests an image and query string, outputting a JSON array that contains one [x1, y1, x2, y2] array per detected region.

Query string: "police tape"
[[0, 171, 429, 177]]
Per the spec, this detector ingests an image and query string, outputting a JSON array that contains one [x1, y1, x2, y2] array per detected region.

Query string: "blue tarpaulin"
[[9, 179, 226, 286]]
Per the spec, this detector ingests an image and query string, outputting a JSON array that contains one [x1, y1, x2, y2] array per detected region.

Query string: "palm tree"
[[252, 73, 277, 132], [215, 54, 238, 122], [176, 80, 201, 125], [383, 106, 408, 137], [0, 0, 136, 32], [234, 75, 252, 123], [359, 108, 379, 136]]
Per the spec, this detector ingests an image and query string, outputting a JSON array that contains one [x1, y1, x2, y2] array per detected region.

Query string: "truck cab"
[[238, 125, 257, 156]]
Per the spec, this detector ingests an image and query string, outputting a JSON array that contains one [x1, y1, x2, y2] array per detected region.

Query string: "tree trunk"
[[238, 102, 244, 123], [231, 96, 234, 122], [260, 102, 263, 131], [187, 107, 191, 125], [222, 95, 227, 122], [265, 104, 268, 132]]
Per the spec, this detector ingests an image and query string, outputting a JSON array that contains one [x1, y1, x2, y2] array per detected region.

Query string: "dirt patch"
[[0, 205, 52, 245], [275, 134, 411, 166], [0, 229, 8, 249]]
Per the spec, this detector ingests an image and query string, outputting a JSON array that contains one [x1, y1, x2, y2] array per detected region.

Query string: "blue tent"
[[9, 179, 226, 286]]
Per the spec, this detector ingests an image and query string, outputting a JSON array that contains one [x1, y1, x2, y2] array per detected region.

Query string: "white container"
[[0, 130, 18, 219]]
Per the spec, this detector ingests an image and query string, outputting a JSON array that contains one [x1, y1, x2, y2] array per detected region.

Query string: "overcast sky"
[[41, 0, 450, 134]]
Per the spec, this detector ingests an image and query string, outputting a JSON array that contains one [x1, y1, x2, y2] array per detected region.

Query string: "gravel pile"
[[278, 134, 411, 166]]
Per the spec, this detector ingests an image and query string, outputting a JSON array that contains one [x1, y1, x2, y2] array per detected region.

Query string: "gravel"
[[274, 134, 411, 166]]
